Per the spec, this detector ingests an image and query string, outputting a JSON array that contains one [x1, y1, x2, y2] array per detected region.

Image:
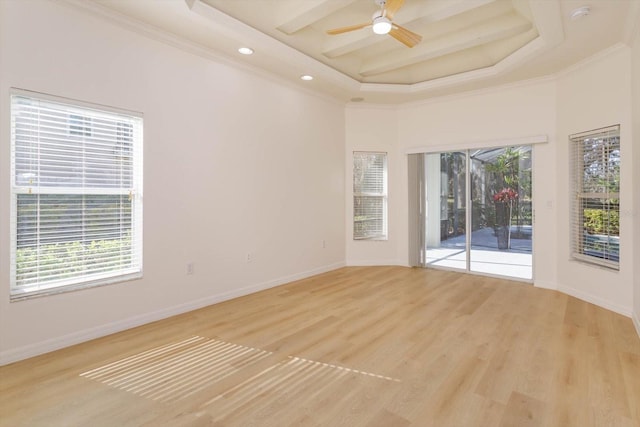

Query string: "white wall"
[[2, 2, 638, 364], [0, 0, 346, 364], [346, 80, 558, 290], [346, 47, 638, 319], [555, 46, 634, 316], [345, 106, 405, 265], [632, 27, 640, 335]]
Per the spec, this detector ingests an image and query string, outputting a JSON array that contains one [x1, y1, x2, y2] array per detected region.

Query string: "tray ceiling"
[[202, 0, 538, 85], [72, 0, 640, 103]]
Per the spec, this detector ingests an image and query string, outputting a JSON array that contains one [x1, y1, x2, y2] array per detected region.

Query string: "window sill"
[[570, 254, 619, 271], [10, 272, 143, 302]]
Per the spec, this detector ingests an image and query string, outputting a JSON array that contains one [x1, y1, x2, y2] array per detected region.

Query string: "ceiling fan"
[[326, 0, 422, 48]]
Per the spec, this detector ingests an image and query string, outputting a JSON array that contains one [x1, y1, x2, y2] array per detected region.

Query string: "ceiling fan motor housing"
[[326, 0, 422, 47], [372, 16, 392, 34]]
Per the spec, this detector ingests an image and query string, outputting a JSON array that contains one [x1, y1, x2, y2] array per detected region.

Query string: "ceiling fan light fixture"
[[372, 16, 392, 35]]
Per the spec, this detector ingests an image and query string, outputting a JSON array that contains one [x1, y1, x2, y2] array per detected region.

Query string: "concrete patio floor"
[[425, 226, 532, 280]]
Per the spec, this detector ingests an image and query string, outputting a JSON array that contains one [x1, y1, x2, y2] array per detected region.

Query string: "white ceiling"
[[70, 0, 639, 104]]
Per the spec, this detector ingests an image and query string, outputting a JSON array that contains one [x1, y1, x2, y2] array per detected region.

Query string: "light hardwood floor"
[[1, 266, 639, 426]]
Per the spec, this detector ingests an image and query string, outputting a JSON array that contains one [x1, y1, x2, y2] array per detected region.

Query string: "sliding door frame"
[[408, 135, 545, 283]]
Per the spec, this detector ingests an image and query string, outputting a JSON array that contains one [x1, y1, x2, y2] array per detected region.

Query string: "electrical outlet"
[[322, 240, 326, 249], [246, 252, 253, 263], [186, 262, 194, 275]]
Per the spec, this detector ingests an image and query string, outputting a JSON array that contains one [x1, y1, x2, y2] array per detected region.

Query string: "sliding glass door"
[[421, 146, 532, 280], [424, 152, 467, 270], [469, 147, 532, 279]]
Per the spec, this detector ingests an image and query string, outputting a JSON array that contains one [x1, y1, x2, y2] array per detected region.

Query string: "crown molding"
[[56, 0, 348, 106], [553, 42, 628, 79]]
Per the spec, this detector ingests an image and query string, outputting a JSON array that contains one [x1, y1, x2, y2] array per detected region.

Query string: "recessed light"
[[569, 6, 590, 20], [238, 47, 254, 55], [300, 75, 314, 81]]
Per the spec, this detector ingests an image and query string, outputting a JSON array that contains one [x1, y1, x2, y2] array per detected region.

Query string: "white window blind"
[[569, 125, 620, 270], [353, 152, 388, 240], [10, 91, 143, 299]]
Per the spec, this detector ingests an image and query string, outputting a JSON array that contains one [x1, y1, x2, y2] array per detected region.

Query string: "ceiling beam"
[[359, 14, 532, 77], [527, 0, 563, 46], [322, 0, 497, 58], [276, 0, 359, 35]]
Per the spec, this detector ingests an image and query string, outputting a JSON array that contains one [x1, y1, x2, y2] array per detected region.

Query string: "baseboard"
[[346, 259, 409, 267], [533, 280, 557, 290], [557, 283, 632, 318], [633, 310, 640, 340], [0, 261, 346, 366]]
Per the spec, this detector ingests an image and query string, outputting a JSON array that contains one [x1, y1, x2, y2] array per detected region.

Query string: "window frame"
[[353, 151, 388, 241], [9, 89, 144, 300], [569, 125, 620, 270]]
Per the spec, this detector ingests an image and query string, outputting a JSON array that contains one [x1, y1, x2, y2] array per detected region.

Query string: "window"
[[69, 114, 92, 137], [353, 152, 387, 240], [570, 125, 620, 269], [10, 91, 143, 299]]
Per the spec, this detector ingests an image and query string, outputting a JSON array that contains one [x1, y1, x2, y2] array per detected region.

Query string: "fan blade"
[[384, 0, 405, 20], [326, 22, 370, 35], [389, 25, 422, 48]]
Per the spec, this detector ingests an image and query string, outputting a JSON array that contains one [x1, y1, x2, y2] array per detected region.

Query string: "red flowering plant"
[[492, 187, 518, 203]]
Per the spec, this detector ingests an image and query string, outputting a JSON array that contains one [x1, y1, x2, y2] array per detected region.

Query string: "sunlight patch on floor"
[[80, 336, 272, 402], [204, 355, 400, 420], [80, 335, 400, 410]]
